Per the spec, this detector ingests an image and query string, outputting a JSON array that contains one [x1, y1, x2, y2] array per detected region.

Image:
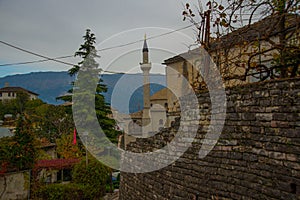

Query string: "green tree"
[[0, 91, 30, 117], [64, 29, 120, 144], [0, 100, 17, 120], [0, 136, 15, 172], [28, 104, 74, 142], [10, 116, 38, 171], [72, 157, 109, 198], [56, 132, 83, 159], [0, 97, 43, 120], [24, 99, 45, 114], [15, 91, 30, 113]]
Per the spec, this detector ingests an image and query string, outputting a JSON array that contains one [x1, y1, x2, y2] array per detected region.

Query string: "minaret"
[[140, 34, 151, 132]]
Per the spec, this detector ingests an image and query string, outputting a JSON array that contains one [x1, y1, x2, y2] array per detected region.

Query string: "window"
[[56, 169, 72, 182], [128, 121, 142, 136], [8, 92, 10, 97], [159, 119, 163, 125]]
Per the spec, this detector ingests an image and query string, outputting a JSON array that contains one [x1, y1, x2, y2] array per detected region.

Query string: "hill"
[[0, 72, 166, 113], [0, 72, 74, 105], [100, 73, 166, 113]]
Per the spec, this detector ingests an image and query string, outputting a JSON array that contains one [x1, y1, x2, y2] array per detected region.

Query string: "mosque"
[[115, 36, 170, 148]]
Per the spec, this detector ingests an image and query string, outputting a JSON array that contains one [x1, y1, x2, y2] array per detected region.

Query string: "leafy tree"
[[24, 99, 45, 114], [0, 97, 44, 120], [30, 104, 74, 142], [56, 132, 83, 159], [15, 91, 30, 113], [0, 136, 15, 172], [183, 0, 299, 41], [0, 91, 30, 117], [0, 100, 17, 120], [72, 157, 109, 198], [9, 116, 38, 171]]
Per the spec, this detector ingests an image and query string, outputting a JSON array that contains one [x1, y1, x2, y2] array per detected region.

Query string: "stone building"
[[163, 13, 300, 115], [0, 82, 39, 101]]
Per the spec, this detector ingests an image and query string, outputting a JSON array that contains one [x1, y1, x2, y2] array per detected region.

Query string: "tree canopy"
[[65, 29, 120, 144]]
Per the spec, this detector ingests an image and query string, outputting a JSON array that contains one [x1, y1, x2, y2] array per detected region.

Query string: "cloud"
[[0, 0, 195, 77]]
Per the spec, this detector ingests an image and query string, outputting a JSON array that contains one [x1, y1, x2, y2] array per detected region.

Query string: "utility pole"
[[204, 9, 211, 48], [83, 131, 89, 168]]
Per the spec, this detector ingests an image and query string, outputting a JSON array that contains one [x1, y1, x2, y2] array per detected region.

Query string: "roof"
[[34, 158, 81, 171], [60, 101, 73, 107], [209, 13, 300, 51], [143, 37, 149, 52], [39, 137, 56, 148], [164, 14, 300, 64], [112, 109, 132, 121], [0, 86, 39, 96], [130, 110, 143, 119], [150, 88, 168, 101], [128, 88, 168, 118]]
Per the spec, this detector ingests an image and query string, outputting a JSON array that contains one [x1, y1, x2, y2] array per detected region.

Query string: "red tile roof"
[[34, 158, 81, 170]]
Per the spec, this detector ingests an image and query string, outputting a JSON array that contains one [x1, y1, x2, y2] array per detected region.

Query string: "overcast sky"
[[0, 0, 202, 77]]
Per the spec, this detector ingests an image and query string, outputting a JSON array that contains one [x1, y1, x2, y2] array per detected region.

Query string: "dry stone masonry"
[[120, 77, 300, 200]]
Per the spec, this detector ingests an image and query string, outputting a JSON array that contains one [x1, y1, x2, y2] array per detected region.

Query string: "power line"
[[0, 40, 75, 66], [0, 55, 73, 67], [0, 13, 275, 69], [97, 24, 195, 52], [0, 23, 196, 68]]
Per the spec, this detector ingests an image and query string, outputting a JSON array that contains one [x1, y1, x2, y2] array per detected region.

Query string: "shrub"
[[36, 183, 85, 200], [72, 157, 109, 198]]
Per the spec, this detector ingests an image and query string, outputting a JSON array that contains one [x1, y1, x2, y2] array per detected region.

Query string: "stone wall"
[[120, 77, 300, 200], [0, 171, 30, 200]]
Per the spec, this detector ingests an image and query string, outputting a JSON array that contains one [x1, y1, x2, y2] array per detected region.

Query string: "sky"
[[0, 0, 201, 77]]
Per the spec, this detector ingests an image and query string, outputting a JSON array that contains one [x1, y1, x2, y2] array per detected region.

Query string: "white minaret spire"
[[140, 34, 152, 135]]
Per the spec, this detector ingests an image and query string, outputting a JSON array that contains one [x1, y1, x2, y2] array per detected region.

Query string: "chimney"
[[4, 82, 9, 87]]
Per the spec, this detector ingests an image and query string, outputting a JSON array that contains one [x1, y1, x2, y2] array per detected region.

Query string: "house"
[[36, 139, 58, 183], [163, 13, 300, 114], [0, 83, 39, 101]]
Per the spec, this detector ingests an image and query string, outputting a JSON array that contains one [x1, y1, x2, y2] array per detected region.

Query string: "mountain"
[[0, 72, 166, 113], [100, 73, 166, 113], [0, 72, 74, 105]]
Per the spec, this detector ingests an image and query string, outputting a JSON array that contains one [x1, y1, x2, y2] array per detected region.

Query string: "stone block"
[[241, 113, 256, 121], [273, 113, 287, 121], [256, 113, 273, 121]]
